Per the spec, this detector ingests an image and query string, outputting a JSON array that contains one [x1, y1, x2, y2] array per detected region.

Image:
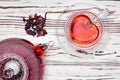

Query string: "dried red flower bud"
[[23, 13, 47, 37]]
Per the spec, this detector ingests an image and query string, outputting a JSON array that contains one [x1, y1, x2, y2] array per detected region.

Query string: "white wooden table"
[[0, 0, 120, 80]]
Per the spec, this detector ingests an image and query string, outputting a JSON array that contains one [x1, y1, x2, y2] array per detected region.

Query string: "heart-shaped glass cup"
[[56, 2, 109, 57], [65, 10, 103, 48]]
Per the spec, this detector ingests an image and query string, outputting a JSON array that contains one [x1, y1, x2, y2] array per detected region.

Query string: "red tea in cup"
[[65, 11, 103, 48]]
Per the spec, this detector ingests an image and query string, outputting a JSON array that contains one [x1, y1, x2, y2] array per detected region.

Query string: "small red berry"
[[34, 45, 45, 56]]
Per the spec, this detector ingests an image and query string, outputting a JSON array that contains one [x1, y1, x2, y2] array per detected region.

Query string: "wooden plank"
[[0, 1, 120, 80]]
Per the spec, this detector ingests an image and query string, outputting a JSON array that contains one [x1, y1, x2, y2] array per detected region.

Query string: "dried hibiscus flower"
[[23, 13, 47, 37]]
